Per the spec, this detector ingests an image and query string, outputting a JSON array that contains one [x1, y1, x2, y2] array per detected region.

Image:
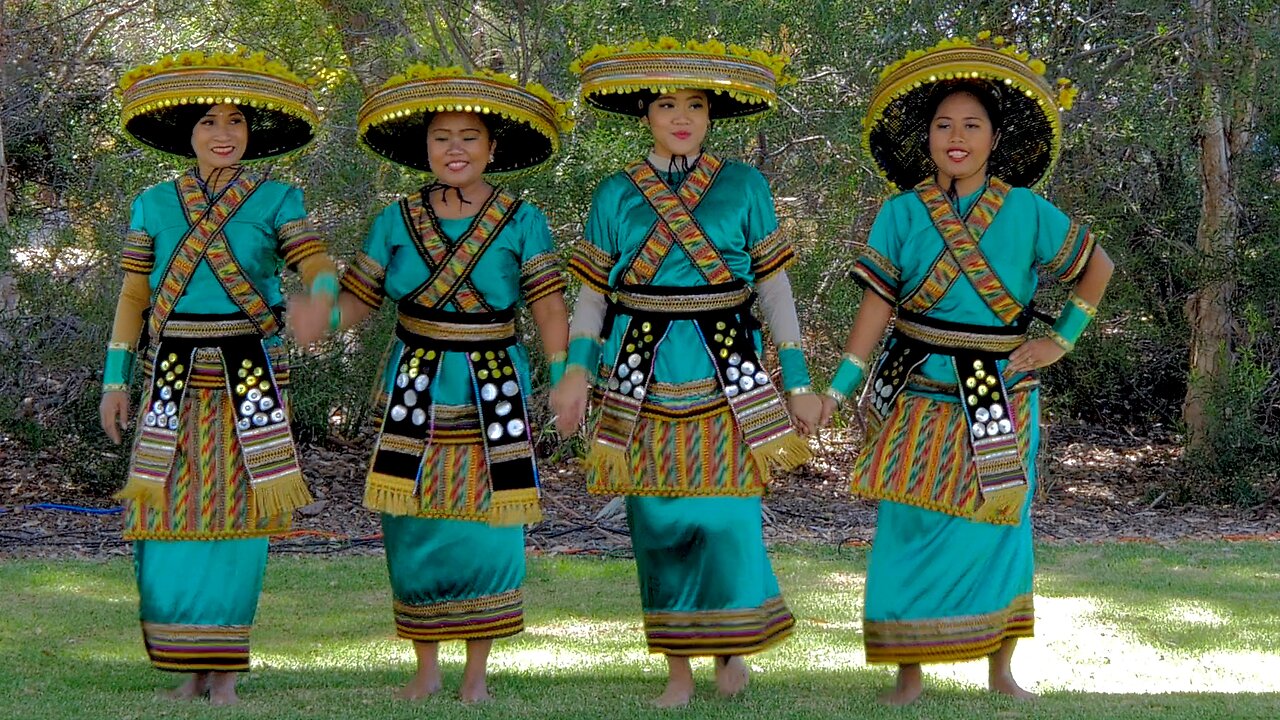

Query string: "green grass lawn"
[[2, 542, 1278, 719]]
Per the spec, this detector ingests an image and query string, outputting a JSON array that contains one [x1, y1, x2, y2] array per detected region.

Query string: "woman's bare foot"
[[396, 641, 443, 700], [207, 671, 240, 707], [161, 672, 208, 701], [989, 673, 1036, 700], [988, 638, 1035, 700], [714, 656, 750, 697], [878, 663, 923, 706], [458, 637, 494, 703], [652, 656, 695, 708]]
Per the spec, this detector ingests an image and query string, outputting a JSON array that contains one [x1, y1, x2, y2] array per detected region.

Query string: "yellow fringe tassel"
[[113, 477, 168, 509], [248, 473, 313, 519], [968, 486, 1027, 526], [363, 473, 420, 516], [748, 433, 812, 474], [489, 487, 543, 527], [584, 443, 634, 486]]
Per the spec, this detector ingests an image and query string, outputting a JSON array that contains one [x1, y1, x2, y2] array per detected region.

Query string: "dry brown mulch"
[[1, 423, 1276, 559]]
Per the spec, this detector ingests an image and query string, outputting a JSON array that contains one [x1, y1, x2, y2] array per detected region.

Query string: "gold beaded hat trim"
[[119, 50, 320, 160], [357, 65, 572, 175], [864, 34, 1078, 190], [571, 38, 792, 119]]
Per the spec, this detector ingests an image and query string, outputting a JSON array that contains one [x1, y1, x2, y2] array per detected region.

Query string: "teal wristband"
[[777, 345, 812, 391], [310, 272, 339, 302], [549, 358, 567, 387], [827, 354, 868, 406], [103, 344, 136, 391], [567, 335, 602, 379], [1051, 293, 1096, 351]]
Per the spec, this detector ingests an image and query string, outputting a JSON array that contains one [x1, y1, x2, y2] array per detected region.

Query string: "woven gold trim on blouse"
[[612, 284, 752, 315], [396, 312, 516, 343]]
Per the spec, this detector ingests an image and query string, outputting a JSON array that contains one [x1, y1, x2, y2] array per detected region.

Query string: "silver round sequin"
[[990, 405, 1004, 420], [620, 380, 633, 394], [739, 376, 755, 391], [404, 389, 418, 407], [259, 397, 274, 411], [728, 353, 741, 366], [412, 408, 427, 426], [487, 422, 504, 441], [145, 412, 157, 427], [253, 412, 269, 427], [880, 385, 893, 397], [241, 400, 256, 416], [495, 401, 512, 417], [632, 387, 645, 400], [507, 419, 525, 437], [975, 407, 990, 423], [159, 386, 173, 401], [754, 371, 769, 385], [237, 417, 251, 431], [502, 381, 519, 397], [972, 422, 987, 438], [390, 405, 408, 422], [167, 416, 180, 430], [247, 388, 262, 402], [165, 401, 177, 416], [987, 420, 1000, 436], [607, 377, 620, 390], [415, 374, 429, 392], [396, 373, 410, 389], [628, 353, 642, 368], [741, 361, 756, 375], [270, 409, 286, 423], [999, 418, 1013, 434], [874, 378, 884, 392], [617, 364, 630, 378], [481, 383, 498, 402], [726, 367, 741, 382], [725, 385, 740, 398], [153, 401, 165, 415], [630, 370, 644, 385]]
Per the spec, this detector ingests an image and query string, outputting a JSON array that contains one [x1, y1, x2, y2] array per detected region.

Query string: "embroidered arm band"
[[103, 343, 135, 393], [825, 353, 869, 407], [757, 271, 811, 391], [1049, 292, 1097, 352], [547, 350, 568, 387]]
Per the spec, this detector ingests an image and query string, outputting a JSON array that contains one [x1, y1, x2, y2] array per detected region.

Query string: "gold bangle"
[[786, 385, 813, 397], [103, 383, 130, 393], [778, 341, 803, 352], [547, 350, 568, 363], [1068, 292, 1098, 317], [107, 341, 134, 351], [844, 353, 870, 372], [823, 386, 847, 406], [1048, 331, 1075, 353]]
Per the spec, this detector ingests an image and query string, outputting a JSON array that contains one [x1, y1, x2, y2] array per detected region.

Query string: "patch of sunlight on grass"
[[1162, 601, 1228, 627], [521, 617, 637, 640]]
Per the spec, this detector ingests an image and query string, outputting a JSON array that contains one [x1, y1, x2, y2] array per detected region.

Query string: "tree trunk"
[[1182, 0, 1242, 450], [317, 1, 422, 92]]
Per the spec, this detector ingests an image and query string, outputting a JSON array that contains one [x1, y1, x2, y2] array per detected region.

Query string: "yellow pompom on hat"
[[864, 33, 1078, 190], [570, 37, 793, 120], [357, 65, 572, 176], [119, 48, 320, 160]]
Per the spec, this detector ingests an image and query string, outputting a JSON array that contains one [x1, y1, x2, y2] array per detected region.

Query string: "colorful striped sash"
[[400, 187, 521, 312], [906, 177, 1020, 323], [149, 169, 275, 340], [621, 154, 735, 286]]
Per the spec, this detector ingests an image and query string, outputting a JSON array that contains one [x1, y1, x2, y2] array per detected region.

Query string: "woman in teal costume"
[[292, 66, 571, 704], [818, 37, 1115, 705], [100, 51, 335, 706], [556, 39, 821, 707]]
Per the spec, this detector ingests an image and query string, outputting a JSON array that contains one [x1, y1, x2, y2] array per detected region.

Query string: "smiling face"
[[928, 91, 997, 191], [643, 88, 710, 158], [425, 111, 495, 189], [191, 103, 248, 176]]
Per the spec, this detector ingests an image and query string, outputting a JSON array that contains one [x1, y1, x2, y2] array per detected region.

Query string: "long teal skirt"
[[133, 538, 269, 672], [381, 514, 525, 642], [862, 393, 1040, 665], [626, 496, 794, 656]]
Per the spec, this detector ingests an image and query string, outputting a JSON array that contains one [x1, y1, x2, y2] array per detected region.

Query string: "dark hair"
[[923, 80, 1003, 132]]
